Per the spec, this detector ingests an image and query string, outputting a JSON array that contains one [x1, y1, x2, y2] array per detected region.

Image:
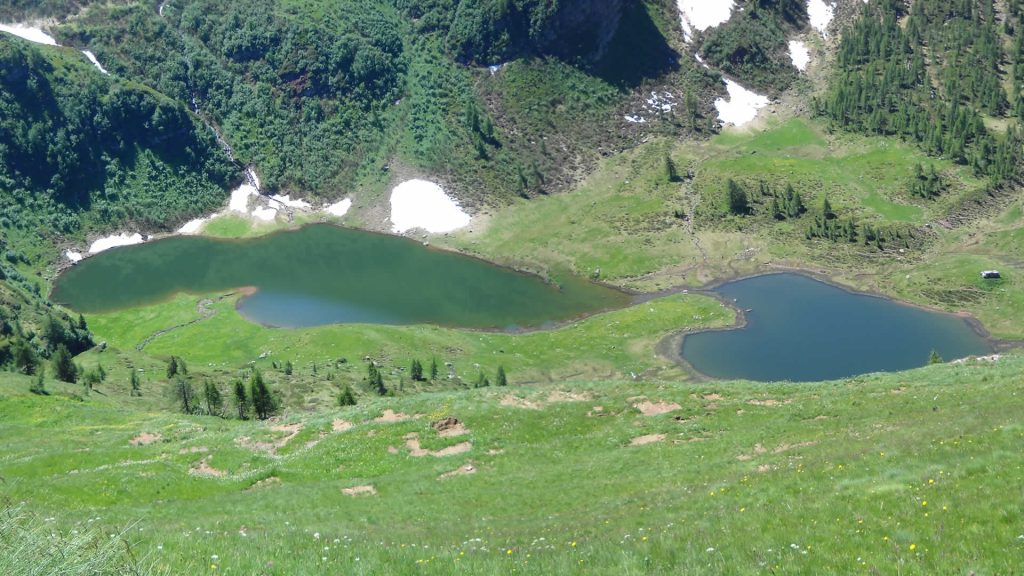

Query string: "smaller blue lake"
[[680, 273, 993, 382]]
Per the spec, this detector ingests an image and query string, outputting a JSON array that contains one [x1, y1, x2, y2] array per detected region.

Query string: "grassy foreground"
[[1, 354, 1021, 574]]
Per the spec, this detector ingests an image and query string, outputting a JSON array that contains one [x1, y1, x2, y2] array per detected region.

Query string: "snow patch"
[[646, 91, 676, 113], [324, 198, 352, 217], [0, 23, 58, 46], [251, 206, 278, 222], [177, 217, 208, 235], [807, 0, 835, 37], [82, 50, 109, 75], [389, 180, 471, 234], [624, 115, 646, 124], [714, 79, 770, 127], [269, 194, 311, 209], [676, 0, 735, 42], [788, 40, 810, 71], [229, 184, 257, 213], [65, 250, 83, 263], [89, 233, 144, 254]]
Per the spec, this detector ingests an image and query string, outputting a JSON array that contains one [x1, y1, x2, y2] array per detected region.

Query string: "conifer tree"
[[233, 379, 249, 420], [250, 370, 277, 420], [173, 377, 195, 414], [368, 363, 387, 396], [496, 365, 508, 387], [203, 381, 224, 416], [130, 370, 142, 397], [929, 349, 944, 364], [29, 366, 46, 396], [727, 179, 749, 215], [52, 344, 77, 384], [664, 154, 679, 182], [338, 384, 357, 407], [430, 357, 439, 380], [411, 359, 424, 381], [12, 340, 36, 375]]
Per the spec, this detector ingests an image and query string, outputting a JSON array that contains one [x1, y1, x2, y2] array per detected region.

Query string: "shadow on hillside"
[[590, 1, 680, 88]]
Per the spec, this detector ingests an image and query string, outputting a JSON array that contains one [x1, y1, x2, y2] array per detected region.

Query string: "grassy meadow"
[[2, 354, 1022, 574]]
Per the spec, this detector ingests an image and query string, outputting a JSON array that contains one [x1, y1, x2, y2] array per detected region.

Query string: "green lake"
[[51, 224, 629, 329], [680, 273, 993, 382]]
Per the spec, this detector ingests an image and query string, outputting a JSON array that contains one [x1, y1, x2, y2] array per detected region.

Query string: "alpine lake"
[[680, 273, 993, 382], [53, 227, 994, 381], [51, 224, 629, 330]]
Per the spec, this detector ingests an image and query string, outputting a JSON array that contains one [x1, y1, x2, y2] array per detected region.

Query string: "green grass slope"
[[1, 354, 1020, 574]]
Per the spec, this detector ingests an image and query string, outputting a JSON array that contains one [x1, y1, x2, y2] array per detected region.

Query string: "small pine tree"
[[664, 154, 679, 182], [411, 359, 423, 381], [368, 363, 387, 396], [338, 384, 357, 407], [12, 340, 37, 375], [203, 381, 224, 416], [173, 377, 195, 414], [727, 179, 749, 215], [233, 379, 249, 420], [29, 366, 47, 396], [822, 195, 834, 219], [97, 363, 106, 382], [496, 365, 507, 387], [250, 370, 277, 420], [430, 357, 439, 380], [475, 371, 490, 388], [130, 370, 142, 397], [283, 360, 293, 376], [928, 349, 943, 364], [77, 313, 88, 331], [52, 344, 77, 384]]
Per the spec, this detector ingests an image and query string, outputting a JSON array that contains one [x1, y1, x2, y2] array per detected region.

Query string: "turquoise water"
[[51, 224, 629, 329], [681, 273, 993, 382]]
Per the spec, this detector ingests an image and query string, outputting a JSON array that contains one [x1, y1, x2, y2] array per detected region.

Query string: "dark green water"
[[51, 224, 629, 329], [681, 273, 993, 382]]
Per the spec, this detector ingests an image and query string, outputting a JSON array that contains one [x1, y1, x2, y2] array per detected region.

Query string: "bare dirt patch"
[[501, 395, 543, 410], [587, 406, 606, 417], [342, 485, 377, 496], [332, 419, 354, 432], [432, 417, 469, 438], [375, 409, 413, 423], [630, 433, 667, 446], [236, 422, 304, 455], [703, 393, 723, 401], [130, 432, 161, 446], [405, 433, 473, 457], [179, 446, 209, 454], [189, 456, 226, 478], [756, 464, 772, 473], [439, 463, 477, 480], [634, 400, 682, 416]]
